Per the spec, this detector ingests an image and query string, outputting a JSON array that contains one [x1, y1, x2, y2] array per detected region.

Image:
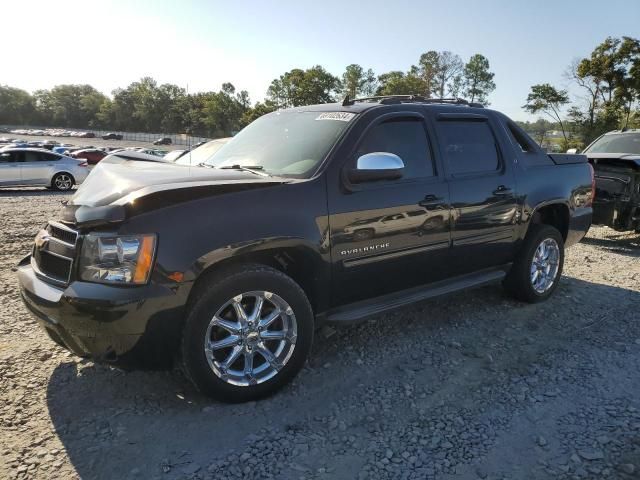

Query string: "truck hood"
[[62, 155, 287, 228], [585, 152, 640, 168]]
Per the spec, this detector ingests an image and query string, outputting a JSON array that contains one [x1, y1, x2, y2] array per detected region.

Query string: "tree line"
[[523, 36, 640, 149], [0, 51, 495, 138]]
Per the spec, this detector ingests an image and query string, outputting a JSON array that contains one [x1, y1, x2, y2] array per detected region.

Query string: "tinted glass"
[[24, 152, 43, 163], [357, 118, 434, 179], [585, 133, 640, 154], [42, 153, 61, 161], [436, 120, 499, 175], [204, 111, 352, 177], [176, 139, 229, 165]]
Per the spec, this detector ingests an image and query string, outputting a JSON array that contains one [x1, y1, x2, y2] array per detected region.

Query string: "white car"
[[0, 148, 89, 191]]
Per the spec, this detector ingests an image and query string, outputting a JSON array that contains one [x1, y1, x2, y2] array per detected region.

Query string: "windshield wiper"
[[218, 164, 270, 177]]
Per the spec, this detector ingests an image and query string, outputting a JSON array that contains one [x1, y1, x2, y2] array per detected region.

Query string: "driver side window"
[[356, 117, 434, 179]]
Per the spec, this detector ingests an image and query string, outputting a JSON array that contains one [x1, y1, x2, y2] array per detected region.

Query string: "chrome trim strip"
[[343, 241, 449, 268]]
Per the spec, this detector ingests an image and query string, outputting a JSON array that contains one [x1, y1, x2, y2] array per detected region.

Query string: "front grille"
[[47, 223, 78, 245], [35, 251, 73, 283], [32, 222, 79, 285]]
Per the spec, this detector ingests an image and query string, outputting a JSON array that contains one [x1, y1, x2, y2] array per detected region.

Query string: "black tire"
[[504, 224, 564, 303], [181, 265, 314, 403], [51, 172, 74, 191]]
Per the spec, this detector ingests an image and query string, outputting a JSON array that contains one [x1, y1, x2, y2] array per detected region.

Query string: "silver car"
[[0, 148, 89, 191]]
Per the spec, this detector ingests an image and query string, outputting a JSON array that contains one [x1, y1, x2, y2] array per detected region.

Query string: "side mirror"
[[566, 148, 578, 154], [348, 152, 405, 183]]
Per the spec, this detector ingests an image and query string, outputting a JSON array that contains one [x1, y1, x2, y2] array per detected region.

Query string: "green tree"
[[462, 54, 496, 104], [416, 51, 439, 98], [341, 64, 377, 99], [33, 85, 107, 128], [434, 51, 463, 99], [523, 84, 570, 145], [567, 36, 640, 143], [375, 71, 425, 96], [198, 84, 250, 137], [0, 85, 36, 125], [241, 101, 277, 126], [267, 66, 341, 108]]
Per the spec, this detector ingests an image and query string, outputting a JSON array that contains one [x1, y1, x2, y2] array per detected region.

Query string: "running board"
[[324, 267, 509, 324]]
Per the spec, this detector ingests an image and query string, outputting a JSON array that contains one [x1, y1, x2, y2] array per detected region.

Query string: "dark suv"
[[101, 132, 123, 140], [18, 96, 593, 402], [153, 137, 172, 145]]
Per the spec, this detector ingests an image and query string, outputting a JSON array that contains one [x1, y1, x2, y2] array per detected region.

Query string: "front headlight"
[[78, 233, 156, 285]]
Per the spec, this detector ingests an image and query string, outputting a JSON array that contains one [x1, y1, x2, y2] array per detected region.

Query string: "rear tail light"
[[79, 161, 88, 167], [588, 163, 595, 206]]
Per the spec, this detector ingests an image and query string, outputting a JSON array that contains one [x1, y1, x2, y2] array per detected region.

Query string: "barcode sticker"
[[315, 112, 356, 122]]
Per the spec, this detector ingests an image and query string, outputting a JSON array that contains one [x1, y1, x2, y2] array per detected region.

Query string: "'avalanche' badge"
[[315, 112, 356, 122]]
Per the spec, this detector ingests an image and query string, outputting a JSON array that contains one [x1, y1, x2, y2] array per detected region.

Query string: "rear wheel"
[[181, 265, 314, 403], [504, 224, 564, 303], [51, 173, 74, 191]]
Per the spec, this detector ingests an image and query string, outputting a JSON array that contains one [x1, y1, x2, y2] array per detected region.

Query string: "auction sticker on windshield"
[[315, 112, 356, 122]]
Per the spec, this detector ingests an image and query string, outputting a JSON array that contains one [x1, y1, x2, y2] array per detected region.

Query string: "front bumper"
[[17, 257, 188, 366]]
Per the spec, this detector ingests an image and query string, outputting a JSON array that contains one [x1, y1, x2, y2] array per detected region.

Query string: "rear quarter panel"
[[516, 163, 593, 247]]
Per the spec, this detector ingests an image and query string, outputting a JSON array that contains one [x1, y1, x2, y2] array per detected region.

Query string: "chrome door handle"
[[493, 185, 513, 196]]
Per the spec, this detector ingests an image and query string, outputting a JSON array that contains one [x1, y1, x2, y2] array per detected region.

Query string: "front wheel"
[[181, 265, 314, 403], [504, 224, 564, 303], [51, 173, 74, 191]]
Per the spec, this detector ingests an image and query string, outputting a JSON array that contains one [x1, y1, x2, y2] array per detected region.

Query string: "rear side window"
[[436, 120, 499, 175], [504, 120, 554, 167], [357, 117, 434, 179], [41, 153, 61, 161]]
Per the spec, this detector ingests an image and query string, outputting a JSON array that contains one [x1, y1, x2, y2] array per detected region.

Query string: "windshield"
[[585, 132, 640, 154], [175, 139, 230, 166], [202, 111, 355, 177]]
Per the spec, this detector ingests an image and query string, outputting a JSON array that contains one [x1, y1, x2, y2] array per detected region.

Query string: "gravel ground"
[[1, 189, 640, 480]]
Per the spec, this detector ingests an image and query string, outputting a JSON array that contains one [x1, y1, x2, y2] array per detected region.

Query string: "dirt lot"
[[1, 188, 640, 480]]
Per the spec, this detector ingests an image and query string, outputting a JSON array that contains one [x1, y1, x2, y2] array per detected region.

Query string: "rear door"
[[21, 151, 59, 184], [328, 111, 451, 305], [0, 152, 22, 185], [432, 113, 518, 275]]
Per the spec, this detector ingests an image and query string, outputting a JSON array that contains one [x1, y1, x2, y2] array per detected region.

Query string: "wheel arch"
[[51, 170, 76, 184], [185, 242, 329, 318], [528, 201, 570, 241]]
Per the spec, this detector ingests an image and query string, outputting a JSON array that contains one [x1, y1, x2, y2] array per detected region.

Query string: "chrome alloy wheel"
[[204, 291, 297, 386], [530, 238, 560, 294], [54, 174, 73, 190]]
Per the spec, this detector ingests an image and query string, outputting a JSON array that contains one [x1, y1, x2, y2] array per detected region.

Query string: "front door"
[[328, 112, 451, 306], [432, 114, 518, 275], [0, 151, 22, 185]]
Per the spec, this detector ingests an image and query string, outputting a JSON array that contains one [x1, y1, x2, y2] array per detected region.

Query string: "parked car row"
[[7, 128, 96, 138]]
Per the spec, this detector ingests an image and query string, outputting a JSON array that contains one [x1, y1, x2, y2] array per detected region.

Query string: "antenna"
[[342, 95, 354, 106]]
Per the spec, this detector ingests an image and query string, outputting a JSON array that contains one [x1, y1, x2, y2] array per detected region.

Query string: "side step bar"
[[324, 266, 509, 324]]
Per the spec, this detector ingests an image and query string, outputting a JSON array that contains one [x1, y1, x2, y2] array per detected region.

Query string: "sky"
[[3, 0, 639, 121]]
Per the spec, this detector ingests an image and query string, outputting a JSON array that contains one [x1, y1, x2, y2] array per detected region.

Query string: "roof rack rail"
[[342, 94, 483, 108]]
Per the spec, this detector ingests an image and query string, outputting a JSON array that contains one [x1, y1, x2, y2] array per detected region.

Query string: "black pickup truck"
[[576, 129, 640, 232], [18, 96, 593, 402]]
